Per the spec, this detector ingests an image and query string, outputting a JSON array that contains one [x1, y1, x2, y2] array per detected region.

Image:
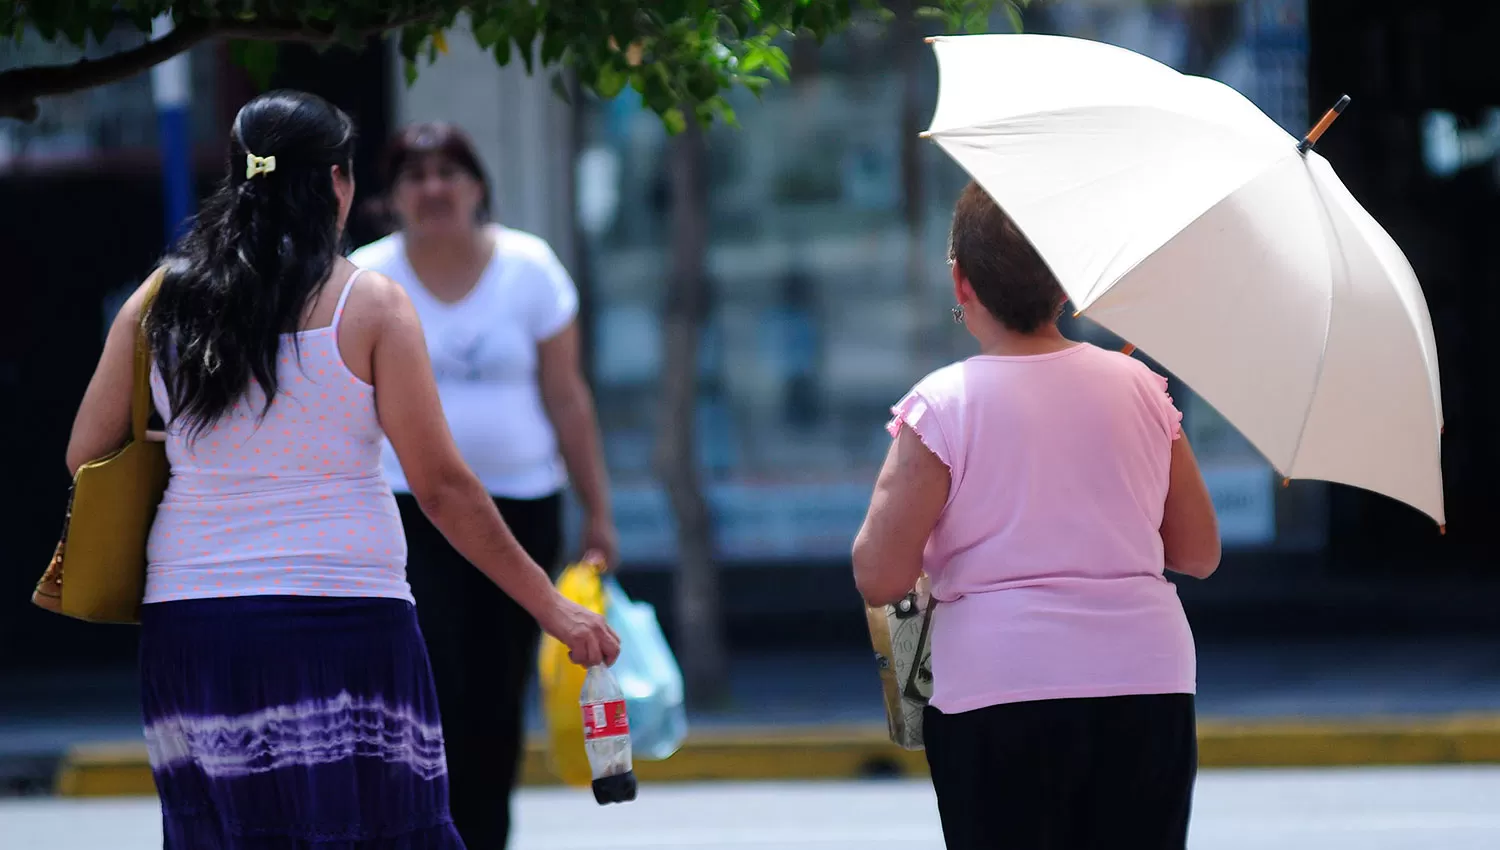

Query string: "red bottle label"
[[582, 699, 630, 740]]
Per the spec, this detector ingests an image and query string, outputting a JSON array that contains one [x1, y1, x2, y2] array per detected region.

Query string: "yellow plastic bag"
[[536, 560, 606, 786]]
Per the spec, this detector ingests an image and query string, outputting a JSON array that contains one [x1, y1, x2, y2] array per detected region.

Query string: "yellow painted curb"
[[1196, 715, 1500, 767], [54, 715, 1500, 797], [55, 743, 161, 798]]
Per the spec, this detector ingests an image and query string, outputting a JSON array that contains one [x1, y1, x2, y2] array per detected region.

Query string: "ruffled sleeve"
[[1151, 372, 1184, 442], [887, 389, 953, 469]]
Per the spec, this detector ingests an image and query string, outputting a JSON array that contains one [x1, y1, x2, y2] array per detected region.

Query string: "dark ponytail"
[[146, 90, 356, 441]]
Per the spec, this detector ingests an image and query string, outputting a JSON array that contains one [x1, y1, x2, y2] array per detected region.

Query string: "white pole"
[[149, 14, 194, 245]]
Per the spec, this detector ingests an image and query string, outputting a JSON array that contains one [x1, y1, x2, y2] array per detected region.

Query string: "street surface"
[[2, 768, 1498, 849]]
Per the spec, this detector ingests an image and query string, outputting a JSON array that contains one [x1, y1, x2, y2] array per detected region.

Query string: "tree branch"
[[0, 13, 439, 122], [0, 18, 214, 121]]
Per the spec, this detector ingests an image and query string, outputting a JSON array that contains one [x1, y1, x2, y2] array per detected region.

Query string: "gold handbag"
[[865, 574, 936, 751], [32, 278, 168, 624]]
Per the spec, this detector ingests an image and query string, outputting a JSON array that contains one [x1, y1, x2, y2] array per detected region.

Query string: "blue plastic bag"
[[603, 577, 687, 761]]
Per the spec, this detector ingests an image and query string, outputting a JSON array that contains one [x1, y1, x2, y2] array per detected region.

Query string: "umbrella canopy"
[[924, 33, 1445, 527]]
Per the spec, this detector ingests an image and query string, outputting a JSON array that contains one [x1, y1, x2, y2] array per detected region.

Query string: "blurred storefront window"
[[574, 0, 1324, 565], [0, 25, 221, 173]]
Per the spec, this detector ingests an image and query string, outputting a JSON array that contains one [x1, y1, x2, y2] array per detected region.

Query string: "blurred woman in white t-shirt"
[[349, 122, 616, 850]]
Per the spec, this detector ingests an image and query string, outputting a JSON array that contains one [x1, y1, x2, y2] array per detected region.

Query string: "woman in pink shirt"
[[853, 181, 1221, 850]]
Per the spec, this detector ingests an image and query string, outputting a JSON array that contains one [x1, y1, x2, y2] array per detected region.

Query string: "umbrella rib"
[[1282, 165, 1346, 480], [1071, 150, 1280, 313], [1067, 151, 1332, 481]]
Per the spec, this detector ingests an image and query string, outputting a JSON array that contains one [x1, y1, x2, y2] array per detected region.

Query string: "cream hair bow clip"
[[245, 153, 277, 179]]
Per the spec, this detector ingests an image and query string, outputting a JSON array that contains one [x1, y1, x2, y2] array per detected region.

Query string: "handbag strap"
[[901, 593, 936, 702], [131, 271, 165, 442]]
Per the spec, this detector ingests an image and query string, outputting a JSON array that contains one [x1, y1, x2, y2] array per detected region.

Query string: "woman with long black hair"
[[64, 90, 618, 848]]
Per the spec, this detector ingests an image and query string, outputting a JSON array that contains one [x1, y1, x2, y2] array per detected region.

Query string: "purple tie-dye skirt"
[[138, 595, 466, 849]]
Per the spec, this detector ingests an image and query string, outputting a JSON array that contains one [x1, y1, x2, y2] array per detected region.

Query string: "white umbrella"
[[923, 33, 1445, 528]]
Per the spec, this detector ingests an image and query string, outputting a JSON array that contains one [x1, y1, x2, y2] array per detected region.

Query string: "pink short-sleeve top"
[[889, 343, 1194, 713]]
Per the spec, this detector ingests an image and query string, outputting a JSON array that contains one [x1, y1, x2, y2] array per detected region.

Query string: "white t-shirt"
[[348, 225, 578, 498]]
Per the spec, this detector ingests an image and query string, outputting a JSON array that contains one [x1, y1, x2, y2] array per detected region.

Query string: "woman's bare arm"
[[852, 425, 951, 607], [538, 321, 616, 567], [66, 275, 157, 476], [1161, 435, 1221, 579], [367, 274, 618, 666]]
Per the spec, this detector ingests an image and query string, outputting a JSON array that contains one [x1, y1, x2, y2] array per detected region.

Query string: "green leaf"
[[122, 7, 155, 33], [693, 101, 718, 127], [541, 28, 566, 65], [230, 40, 279, 91], [741, 75, 771, 98], [61, 11, 89, 45], [1004, 1, 1024, 33], [509, 13, 538, 74], [709, 96, 738, 127], [747, 42, 791, 82], [594, 62, 629, 100], [397, 25, 426, 62], [473, 18, 507, 49], [687, 66, 720, 102], [25, 0, 60, 43], [492, 37, 513, 67], [88, 8, 116, 44], [661, 107, 688, 136], [404, 58, 419, 87]]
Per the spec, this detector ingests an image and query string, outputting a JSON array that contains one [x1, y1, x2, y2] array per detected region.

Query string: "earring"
[[951, 304, 966, 324]]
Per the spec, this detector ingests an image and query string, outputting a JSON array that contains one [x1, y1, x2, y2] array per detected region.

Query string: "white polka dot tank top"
[[143, 269, 412, 604]]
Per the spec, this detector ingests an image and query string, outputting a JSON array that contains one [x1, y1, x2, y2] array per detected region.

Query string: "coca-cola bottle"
[[580, 663, 637, 805]]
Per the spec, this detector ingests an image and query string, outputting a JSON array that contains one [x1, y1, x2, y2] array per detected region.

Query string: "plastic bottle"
[[580, 663, 637, 805]]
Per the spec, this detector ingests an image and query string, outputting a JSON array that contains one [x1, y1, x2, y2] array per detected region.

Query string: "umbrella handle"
[[1298, 94, 1352, 154]]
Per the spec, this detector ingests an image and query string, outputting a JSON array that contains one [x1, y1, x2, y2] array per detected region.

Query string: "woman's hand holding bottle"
[[542, 594, 620, 668]]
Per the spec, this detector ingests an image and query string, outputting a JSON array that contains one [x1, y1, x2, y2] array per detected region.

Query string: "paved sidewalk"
[[6, 769, 1500, 849]]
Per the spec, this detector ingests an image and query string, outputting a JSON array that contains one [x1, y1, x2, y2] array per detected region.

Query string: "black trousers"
[[923, 694, 1198, 850], [396, 492, 563, 850]]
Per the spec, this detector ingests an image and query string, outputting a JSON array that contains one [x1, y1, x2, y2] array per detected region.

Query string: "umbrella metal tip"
[[924, 36, 937, 44], [1439, 524, 1447, 536], [1281, 477, 1291, 488]]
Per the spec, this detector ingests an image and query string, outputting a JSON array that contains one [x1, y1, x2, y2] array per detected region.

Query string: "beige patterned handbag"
[[865, 574, 935, 750]]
